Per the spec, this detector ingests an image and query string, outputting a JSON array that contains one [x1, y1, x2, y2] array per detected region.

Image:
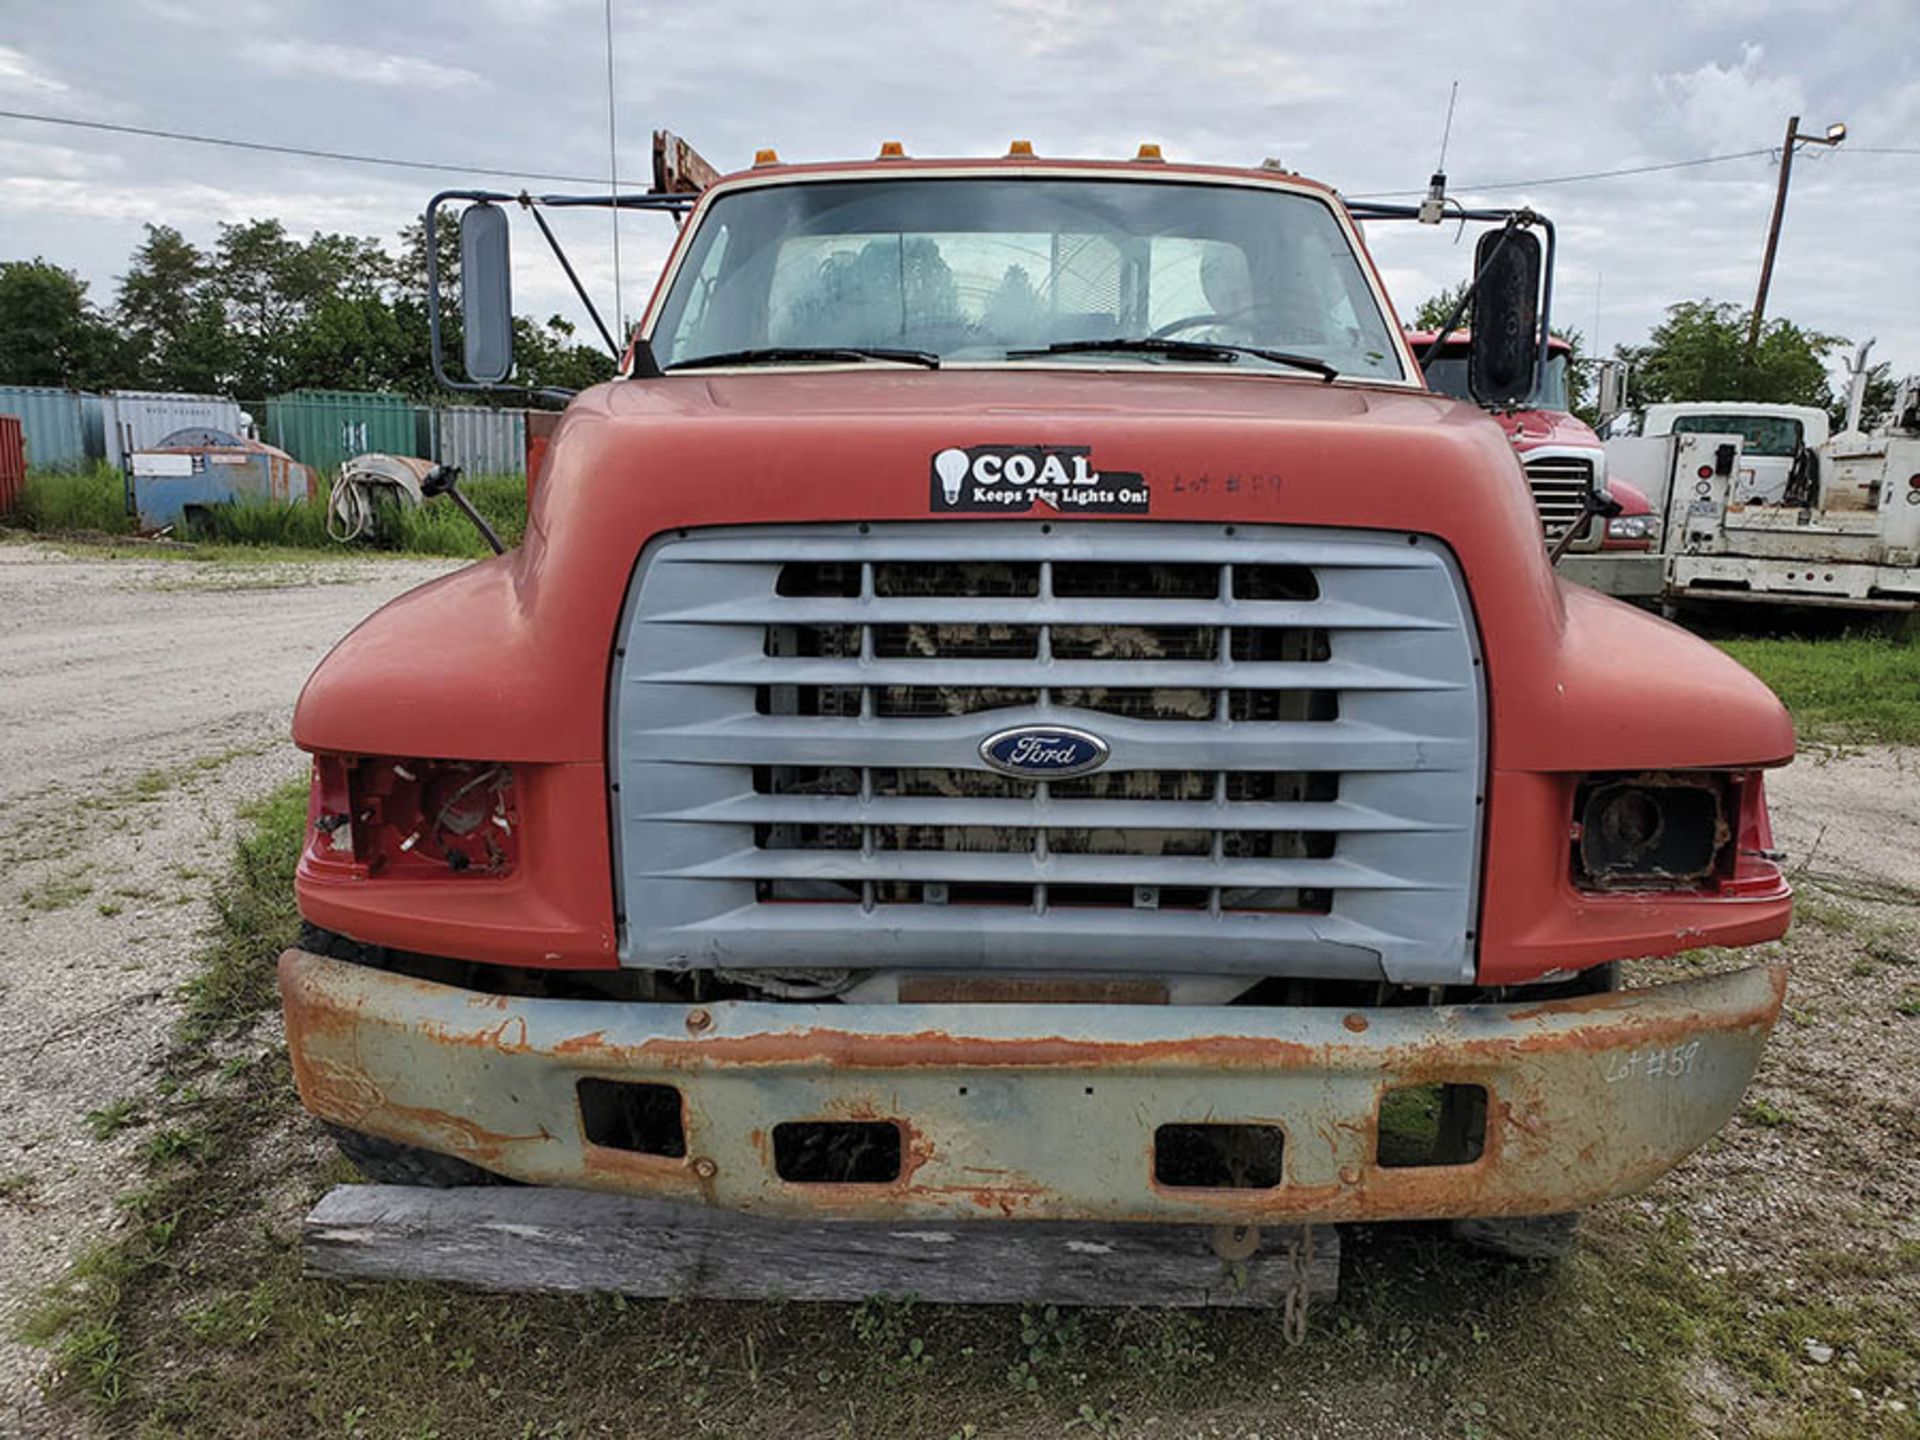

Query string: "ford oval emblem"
[[978, 725, 1111, 779]]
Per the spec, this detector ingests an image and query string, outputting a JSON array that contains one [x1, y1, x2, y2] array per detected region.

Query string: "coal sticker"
[[930, 445, 1149, 514]]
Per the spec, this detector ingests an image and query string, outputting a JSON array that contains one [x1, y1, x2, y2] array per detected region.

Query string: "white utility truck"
[[1606, 392, 1920, 614]]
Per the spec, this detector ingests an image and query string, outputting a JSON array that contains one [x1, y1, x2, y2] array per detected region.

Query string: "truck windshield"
[[1421, 347, 1570, 411], [650, 177, 1405, 381], [1670, 413, 1804, 457]]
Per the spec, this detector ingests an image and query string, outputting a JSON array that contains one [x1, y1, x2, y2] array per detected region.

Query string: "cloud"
[[242, 40, 485, 92], [2, 0, 1912, 382], [0, 44, 69, 95], [0, 137, 117, 180], [0, 175, 411, 237], [1650, 43, 1806, 152]]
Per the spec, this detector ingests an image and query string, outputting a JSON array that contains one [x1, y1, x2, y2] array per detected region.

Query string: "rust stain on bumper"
[[279, 949, 1785, 1225]]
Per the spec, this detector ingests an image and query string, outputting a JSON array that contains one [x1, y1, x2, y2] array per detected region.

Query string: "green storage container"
[[265, 390, 420, 474]]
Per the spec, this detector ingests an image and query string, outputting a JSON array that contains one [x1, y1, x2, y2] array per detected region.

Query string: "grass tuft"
[[13, 464, 136, 534], [178, 785, 309, 1046], [1718, 635, 1920, 747], [9, 468, 526, 560]]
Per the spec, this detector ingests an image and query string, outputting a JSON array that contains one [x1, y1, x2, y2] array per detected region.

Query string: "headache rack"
[[610, 523, 1487, 986]]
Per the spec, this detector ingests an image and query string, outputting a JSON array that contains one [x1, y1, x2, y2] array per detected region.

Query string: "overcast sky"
[[4, 0, 1915, 388]]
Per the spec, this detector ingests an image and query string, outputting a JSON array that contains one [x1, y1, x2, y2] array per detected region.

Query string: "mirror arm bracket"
[[520, 195, 622, 359], [426, 187, 691, 396]]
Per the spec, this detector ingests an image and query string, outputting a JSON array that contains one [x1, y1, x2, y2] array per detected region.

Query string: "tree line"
[[1409, 287, 1894, 430], [0, 213, 607, 401], [0, 215, 1896, 427]]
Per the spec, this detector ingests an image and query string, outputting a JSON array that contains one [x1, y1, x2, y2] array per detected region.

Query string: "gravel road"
[[0, 541, 456, 1432]]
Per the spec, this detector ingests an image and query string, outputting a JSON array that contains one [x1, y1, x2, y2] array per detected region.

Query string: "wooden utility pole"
[[1747, 116, 1802, 353], [1748, 114, 1846, 354]]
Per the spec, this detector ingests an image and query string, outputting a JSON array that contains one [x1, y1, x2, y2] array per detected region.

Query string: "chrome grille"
[[1523, 452, 1601, 551], [611, 524, 1486, 985]]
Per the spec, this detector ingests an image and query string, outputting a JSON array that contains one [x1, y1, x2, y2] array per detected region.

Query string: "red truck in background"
[[1412, 331, 1662, 600], [279, 142, 1791, 1263]]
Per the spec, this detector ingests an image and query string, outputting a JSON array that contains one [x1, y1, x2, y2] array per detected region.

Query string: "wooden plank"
[[305, 1185, 1340, 1309]]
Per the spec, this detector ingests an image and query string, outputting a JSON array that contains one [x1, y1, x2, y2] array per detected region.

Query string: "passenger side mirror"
[[1467, 228, 1542, 409], [460, 202, 515, 384], [1596, 360, 1629, 424]]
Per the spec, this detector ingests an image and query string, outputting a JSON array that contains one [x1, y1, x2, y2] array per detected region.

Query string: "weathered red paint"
[[0, 415, 25, 517], [293, 371, 1792, 979]]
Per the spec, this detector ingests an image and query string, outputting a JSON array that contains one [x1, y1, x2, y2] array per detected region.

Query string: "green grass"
[[178, 784, 309, 1046], [13, 463, 136, 534], [8, 468, 526, 560], [1719, 635, 1920, 746], [84, 1099, 142, 1142]]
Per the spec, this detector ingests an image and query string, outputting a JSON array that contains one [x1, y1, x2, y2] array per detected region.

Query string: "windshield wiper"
[[665, 345, 940, 371], [1007, 337, 1338, 382]]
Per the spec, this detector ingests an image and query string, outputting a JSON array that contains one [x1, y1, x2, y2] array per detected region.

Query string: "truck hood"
[[296, 369, 1791, 776], [1496, 406, 1603, 452]]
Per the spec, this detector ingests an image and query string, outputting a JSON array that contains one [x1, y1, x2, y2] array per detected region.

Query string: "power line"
[[7, 104, 1908, 197], [1350, 147, 1777, 198], [0, 107, 607, 185]]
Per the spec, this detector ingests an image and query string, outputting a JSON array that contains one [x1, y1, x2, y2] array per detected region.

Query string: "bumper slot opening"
[[773, 1121, 903, 1184], [577, 1079, 686, 1158], [1377, 1083, 1487, 1168], [1153, 1123, 1286, 1189]]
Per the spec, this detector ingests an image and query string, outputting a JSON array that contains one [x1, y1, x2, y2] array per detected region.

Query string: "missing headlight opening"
[[1573, 772, 1733, 890]]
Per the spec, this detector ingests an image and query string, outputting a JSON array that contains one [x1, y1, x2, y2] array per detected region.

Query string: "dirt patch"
[[1627, 744, 1920, 1435], [1767, 742, 1920, 902], [0, 543, 456, 1435]]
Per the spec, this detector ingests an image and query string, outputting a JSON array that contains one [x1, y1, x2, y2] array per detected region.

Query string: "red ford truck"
[[1412, 331, 1663, 600], [280, 142, 1792, 1259]]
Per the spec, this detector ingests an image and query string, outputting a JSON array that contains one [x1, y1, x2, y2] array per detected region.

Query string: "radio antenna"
[[1436, 80, 1460, 172], [1420, 81, 1460, 224], [604, 0, 625, 341]]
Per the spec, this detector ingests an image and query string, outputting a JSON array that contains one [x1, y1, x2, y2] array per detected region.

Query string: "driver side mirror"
[[1468, 228, 1542, 408], [460, 201, 514, 384]]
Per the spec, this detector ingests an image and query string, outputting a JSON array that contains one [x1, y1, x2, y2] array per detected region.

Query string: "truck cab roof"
[[1639, 401, 1830, 450]]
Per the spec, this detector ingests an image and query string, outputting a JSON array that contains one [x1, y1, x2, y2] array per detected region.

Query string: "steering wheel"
[[1150, 300, 1292, 339]]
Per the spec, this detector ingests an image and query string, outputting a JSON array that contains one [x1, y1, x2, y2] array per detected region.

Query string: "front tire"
[[324, 1122, 506, 1188]]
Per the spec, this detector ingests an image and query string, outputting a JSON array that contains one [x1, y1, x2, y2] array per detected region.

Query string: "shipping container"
[[129, 428, 317, 529], [266, 390, 419, 474], [0, 386, 91, 471], [437, 406, 526, 477], [0, 415, 25, 516], [101, 391, 249, 472]]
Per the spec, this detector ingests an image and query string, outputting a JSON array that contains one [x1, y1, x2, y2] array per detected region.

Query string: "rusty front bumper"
[[280, 949, 1785, 1224]]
